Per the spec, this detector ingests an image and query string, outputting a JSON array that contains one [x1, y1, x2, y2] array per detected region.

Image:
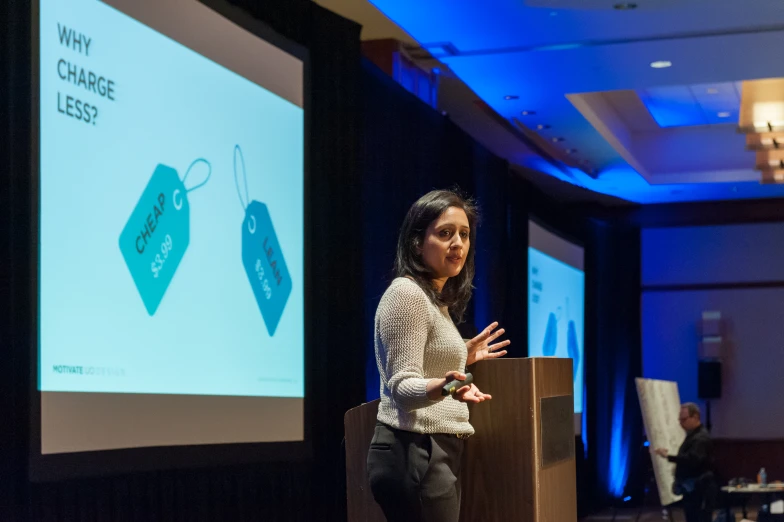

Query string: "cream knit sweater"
[[374, 277, 474, 436]]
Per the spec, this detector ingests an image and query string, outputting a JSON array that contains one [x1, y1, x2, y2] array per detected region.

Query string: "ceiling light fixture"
[[521, 110, 535, 115], [707, 88, 719, 94], [536, 124, 550, 130], [613, 3, 638, 9], [551, 137, 564, 143], [718, 112, 731, 118], [504, 95, 519, 100], [650, 60, 672, 69], [566, 149, 577, 154]]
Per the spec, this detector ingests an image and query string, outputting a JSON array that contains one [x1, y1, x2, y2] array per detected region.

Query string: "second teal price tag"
[[241, 200, 292, 336], [234, 145, 292, 336]]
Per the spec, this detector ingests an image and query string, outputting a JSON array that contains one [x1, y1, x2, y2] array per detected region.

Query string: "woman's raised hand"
[[466, 321, 510, 366]]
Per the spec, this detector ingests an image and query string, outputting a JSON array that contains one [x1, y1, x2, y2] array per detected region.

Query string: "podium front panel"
[[460, 357, 577, 522]]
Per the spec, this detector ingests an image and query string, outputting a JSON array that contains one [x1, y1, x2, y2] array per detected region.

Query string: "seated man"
[[654, 402, 717, 522]]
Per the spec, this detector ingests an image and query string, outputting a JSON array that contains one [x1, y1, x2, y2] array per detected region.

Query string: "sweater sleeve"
[[377, 281, 441, 412]]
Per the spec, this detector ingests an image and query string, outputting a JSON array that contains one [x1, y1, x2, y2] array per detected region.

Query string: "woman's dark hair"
[[394, 189, 479, 323]]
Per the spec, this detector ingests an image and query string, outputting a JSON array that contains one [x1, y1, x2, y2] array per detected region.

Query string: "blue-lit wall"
[[642, 223, 784, 440]]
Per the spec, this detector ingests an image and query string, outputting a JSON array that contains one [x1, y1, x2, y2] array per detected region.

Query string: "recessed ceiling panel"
[[638, 82, 740, 128]]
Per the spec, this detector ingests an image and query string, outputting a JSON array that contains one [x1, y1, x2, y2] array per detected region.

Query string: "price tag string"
[[234, 144, 258, 233], [233, 145, 249, 211], [182, 158, 212, 193]]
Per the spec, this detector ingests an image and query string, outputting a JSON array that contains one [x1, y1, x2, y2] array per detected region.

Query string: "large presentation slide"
[[37, 0, 305, 454], [528, 221, 585, 414]]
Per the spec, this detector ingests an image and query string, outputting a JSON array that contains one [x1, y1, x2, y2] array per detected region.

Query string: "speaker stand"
[[705, 399, 712, 432]]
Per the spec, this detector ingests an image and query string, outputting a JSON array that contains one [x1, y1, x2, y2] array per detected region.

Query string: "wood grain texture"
[[461, 357, 576, 522], [344, 400, 386, 522], [460, 358, 535, 521]]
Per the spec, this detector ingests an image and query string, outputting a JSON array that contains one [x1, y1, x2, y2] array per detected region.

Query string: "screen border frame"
[[528, 213, 586, 253], [526, 213, 586, 419], [29, 0, 313, 482]]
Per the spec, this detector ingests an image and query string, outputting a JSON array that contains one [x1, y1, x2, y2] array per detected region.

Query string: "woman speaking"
[[367, 189, 510, 522]]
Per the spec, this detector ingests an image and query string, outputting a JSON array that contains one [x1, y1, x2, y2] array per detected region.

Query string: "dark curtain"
[[470, 141, 514, 346], [1, 0, 364, 520], [1, 1, 33, 521], [584, 220, 644, 507]]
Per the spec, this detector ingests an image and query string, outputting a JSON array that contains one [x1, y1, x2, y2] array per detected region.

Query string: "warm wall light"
[[746, 132, 784, 150], [755, 149, 784, 170], [752, 101, 784, 123], [737, 80, 784, 182], [738, 80, 784, 133], [747, 121, 784, 133], [650, 60, 672, 69], [759, 169, 784, 183], [743, 100, 784, 132]]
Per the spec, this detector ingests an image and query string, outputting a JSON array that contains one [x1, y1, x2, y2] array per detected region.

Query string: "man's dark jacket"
[[668, 424, 714, 482]]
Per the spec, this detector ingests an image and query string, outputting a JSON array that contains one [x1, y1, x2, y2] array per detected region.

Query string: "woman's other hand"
[[426, 371, 467, 400], [454, 383, 492, 404]]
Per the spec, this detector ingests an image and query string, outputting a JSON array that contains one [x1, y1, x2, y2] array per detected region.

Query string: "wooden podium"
[[344, 357, 577, 522]]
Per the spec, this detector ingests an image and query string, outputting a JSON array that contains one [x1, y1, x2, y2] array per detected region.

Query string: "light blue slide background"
[[528, 247, 585, 412], [39, 0, 304, 397]]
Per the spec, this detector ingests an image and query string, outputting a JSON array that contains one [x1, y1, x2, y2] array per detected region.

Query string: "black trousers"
[[681, 478, 717, 522], [367, 422, 464, 522]]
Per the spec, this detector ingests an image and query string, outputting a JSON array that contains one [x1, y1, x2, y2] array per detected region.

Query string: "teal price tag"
[[119, 159, 211, 315], [234, 145, 292, 336], [241, 200, 292, 336]]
